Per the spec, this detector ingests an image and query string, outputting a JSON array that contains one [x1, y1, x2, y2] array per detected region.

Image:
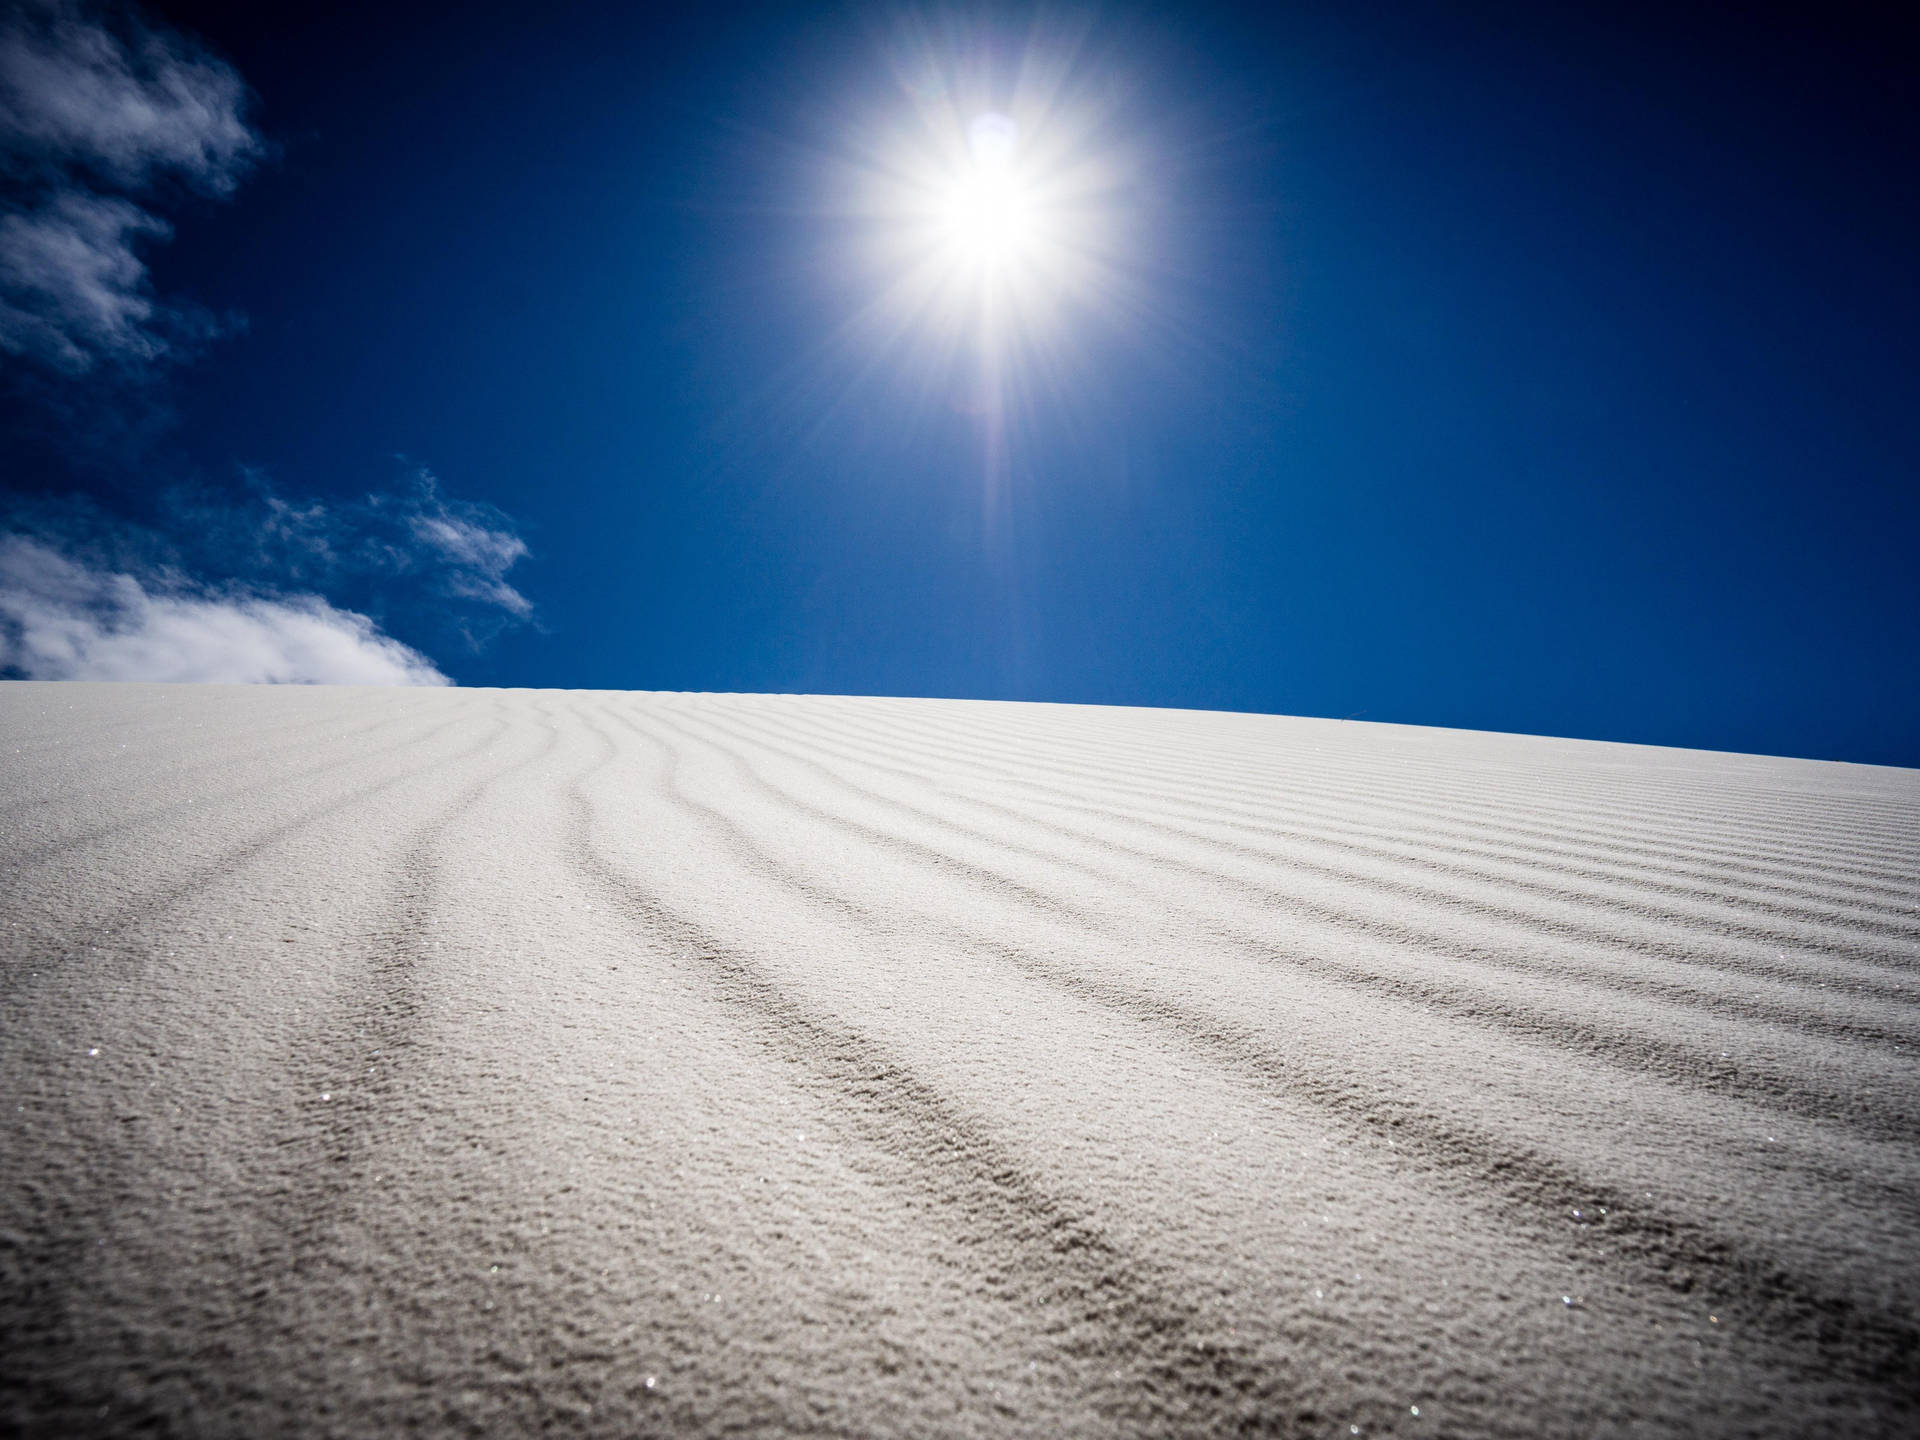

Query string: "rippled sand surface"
[[3, 683, 1917, 1437]]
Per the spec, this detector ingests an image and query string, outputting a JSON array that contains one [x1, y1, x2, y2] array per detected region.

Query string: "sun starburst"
[[776, 15, 1155, 532]]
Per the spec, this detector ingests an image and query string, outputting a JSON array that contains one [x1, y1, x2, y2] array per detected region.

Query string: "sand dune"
[[2, 682, 1916, 1437]]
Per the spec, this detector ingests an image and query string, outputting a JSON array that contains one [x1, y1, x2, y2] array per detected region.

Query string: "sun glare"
[[832, 18, 1142, 367], [939, 113, 1041, 271], [940, 166, 1038, 266], [815, 16, 1147, 527]]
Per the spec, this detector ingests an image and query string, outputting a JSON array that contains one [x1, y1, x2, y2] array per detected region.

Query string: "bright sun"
[[827, 23, 1140, 528], [938, 113, 1040, 270], [839, 44, 1134, 404]]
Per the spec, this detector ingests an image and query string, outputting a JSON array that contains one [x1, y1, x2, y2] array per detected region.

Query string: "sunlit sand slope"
[[3, 683, 1917, 1438]]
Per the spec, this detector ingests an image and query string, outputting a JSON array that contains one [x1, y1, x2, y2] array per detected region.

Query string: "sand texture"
[[2, 682, 1917, 1437]]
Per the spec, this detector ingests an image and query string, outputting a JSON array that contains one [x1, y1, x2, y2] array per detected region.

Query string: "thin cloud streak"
[[408, 508, 533, 620]]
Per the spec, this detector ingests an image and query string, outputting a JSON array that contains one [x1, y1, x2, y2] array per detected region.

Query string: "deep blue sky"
[[7, 0, 1918, 765]]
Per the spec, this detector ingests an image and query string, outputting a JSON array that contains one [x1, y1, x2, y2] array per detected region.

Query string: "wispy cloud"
[[0, 0, 258, 191], [404, 475, 534, 620], [171, 466, 538, 644], [0, 190, 170, 368], [0, 0, 261, 373], [0, 534, 448, 685]]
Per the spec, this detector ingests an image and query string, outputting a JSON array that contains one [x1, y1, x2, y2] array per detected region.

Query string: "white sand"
[[2, 682, 1916, 1437]]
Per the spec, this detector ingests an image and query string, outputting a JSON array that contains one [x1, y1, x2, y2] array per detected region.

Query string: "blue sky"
[[2, 0, 1916, 765]]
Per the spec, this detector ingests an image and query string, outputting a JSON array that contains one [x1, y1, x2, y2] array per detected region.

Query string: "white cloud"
[[0, 191, 168, 370], [0, 2, 260, 372], [0, 1, 260, 192], [0, 535, 449, 685], [0, 469, 536, 682]]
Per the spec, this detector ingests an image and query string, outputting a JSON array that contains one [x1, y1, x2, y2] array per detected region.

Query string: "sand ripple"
[[3, 684, 1916, 1437]]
